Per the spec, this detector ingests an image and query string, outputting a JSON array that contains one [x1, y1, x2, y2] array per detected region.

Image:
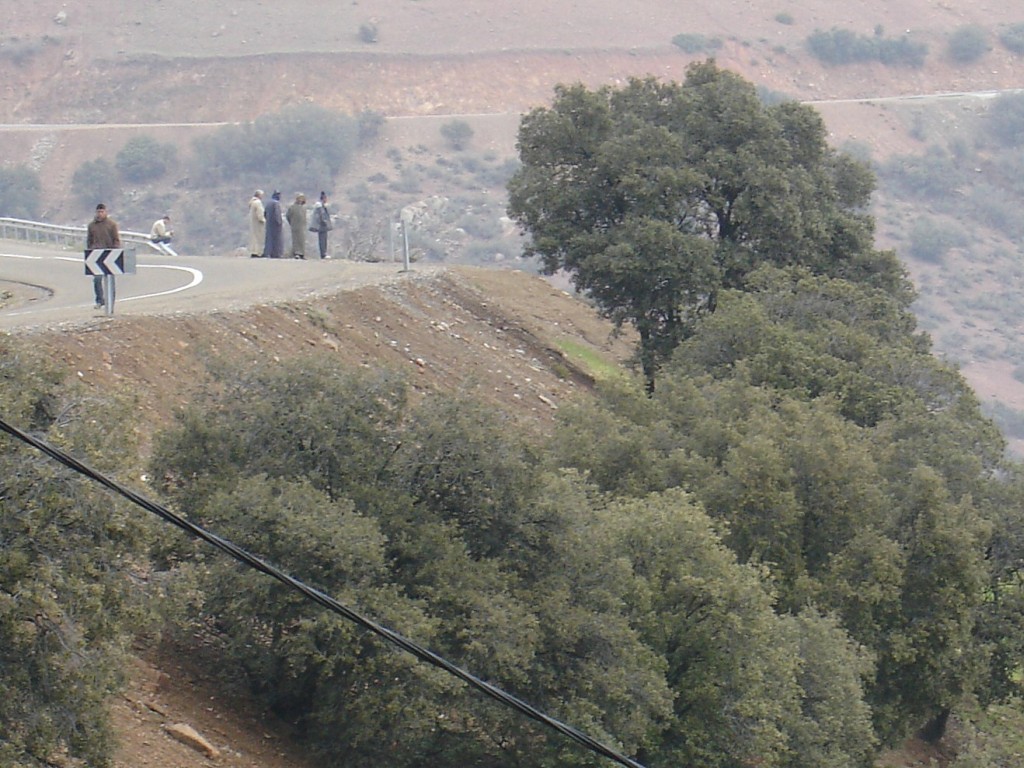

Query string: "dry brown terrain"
[[4, 1, 1024, 765]]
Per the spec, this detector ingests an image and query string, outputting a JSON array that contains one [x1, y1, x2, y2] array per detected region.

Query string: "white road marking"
[[0, 252, 205, 310], [122, 264, 204, 302]]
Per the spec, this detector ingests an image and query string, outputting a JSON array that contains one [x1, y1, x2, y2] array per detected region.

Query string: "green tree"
[[440, 119, 474, 151], [998, 23, 1024, 54], [950, 700, 1024, 768], [151, 363, 674, 767], [0, 164, 43, 219], [507, 60, 906, 389], [71, 158, 118, 209], [192, 104, 359, 185], [150, 359, 408, 515], [549, 261, 1013, 746], [0, 338, 153, 767], [987, 92, 1024, 146], [600, 489, 876, 768], [947, 25, 989, 63], [115, 135, 177, 183], [871, 468, 991, 741]]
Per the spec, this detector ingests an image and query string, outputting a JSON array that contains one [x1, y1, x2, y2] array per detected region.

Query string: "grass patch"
[[555, 338, 626, 382]]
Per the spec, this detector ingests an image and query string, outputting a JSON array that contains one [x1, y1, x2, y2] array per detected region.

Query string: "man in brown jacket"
[[86, 203, 121, 308]]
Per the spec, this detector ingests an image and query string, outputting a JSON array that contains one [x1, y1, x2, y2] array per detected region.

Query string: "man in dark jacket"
[[86, 203, 120, 308], [311, 191, 333, 259]]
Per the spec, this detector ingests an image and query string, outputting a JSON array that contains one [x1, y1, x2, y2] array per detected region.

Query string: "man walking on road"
[[87, 203, 120, 308]]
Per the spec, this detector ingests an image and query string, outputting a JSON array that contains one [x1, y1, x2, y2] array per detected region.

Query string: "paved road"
[[0, 240, 418, 331]]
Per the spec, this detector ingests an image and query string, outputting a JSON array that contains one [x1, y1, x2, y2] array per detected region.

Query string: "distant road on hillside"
[[0, 87, 1022, 132], [802, 87, 1024, 106], [0, 241, 422, 331]]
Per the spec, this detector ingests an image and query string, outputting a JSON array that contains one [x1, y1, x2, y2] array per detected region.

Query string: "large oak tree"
[[507, 60, 908, 389]]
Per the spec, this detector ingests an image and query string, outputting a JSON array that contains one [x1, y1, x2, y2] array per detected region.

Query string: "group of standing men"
[[249, 189, 333, 260]]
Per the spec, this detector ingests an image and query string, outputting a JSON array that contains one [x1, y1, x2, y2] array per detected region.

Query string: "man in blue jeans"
[[86, 203, 120, 308]]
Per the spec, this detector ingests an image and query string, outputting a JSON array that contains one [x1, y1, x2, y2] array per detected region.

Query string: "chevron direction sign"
[[84, 248, 136, 276]]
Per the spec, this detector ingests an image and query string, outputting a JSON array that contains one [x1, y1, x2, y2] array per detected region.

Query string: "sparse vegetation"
[[358, 21, 378, 43], [947, 25, 989, 63], [0, 164, 42, 219], [116, 135, 177, 183], [671, 32, 723, 53], [986, 92, 1024, 146], [806, 27, 928, 67], [357, 109, 386, 143], [774, 12, 795, 25], [906, 217, 968, 263], [997, 22, 1024, 53], [71, 157, 119, 209], [0, 36, 53, 67], [439, 119, 474, 151], [192, 104, 359, 185]]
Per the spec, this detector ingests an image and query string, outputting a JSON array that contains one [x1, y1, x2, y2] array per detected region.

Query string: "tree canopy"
[[0, 339, 155, 767], [550, 263, 1019, 744], [507, 60, 908, 389]]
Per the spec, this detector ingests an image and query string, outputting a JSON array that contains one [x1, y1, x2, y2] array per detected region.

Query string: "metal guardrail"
[[0, 217, 161, 252]]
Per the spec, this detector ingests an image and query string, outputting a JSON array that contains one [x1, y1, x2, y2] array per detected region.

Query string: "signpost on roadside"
[[84, 248, 136, 315]]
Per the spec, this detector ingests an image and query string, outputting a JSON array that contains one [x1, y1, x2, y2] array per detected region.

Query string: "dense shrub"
[[966, 182, 1024, 239], [0, 338, 154, 767], [358, 21, 378, 43], [0, 164, 42, 219], [807, 28, 879, 64], [191, 104, 358, 185], [947, 25, 989, 63], [115, 135, 177, 183], [879, 146, 964, 200], [440, 119, 474, 151], [876, 35, 929, 67], [671, 32, 723, 53], [807, 27, 927, 67], [997, 22, 1024, 53], [456, 209, 503, 240], [906, 217, 969, 262], [71, 158, 119, 209], [357, 109, 386, 143], [987, 92, 1024, 146]]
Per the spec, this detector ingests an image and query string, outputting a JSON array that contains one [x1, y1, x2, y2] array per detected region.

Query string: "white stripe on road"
[[1, 253, 204, 309]]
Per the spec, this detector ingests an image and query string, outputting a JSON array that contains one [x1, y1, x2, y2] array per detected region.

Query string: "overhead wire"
[[0, 415, 649, 768]]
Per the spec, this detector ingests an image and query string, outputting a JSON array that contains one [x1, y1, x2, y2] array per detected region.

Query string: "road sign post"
[[84, 248, 135, 315]]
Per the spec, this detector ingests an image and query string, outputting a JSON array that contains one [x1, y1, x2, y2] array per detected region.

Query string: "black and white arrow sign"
[[84, 248, 136, 276]]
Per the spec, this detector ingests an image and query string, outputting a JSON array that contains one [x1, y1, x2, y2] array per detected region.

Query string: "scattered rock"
[[164, 723, 221, 760]]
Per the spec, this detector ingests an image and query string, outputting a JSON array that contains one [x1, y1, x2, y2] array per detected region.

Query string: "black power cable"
[[0, 416, 649, 768]]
